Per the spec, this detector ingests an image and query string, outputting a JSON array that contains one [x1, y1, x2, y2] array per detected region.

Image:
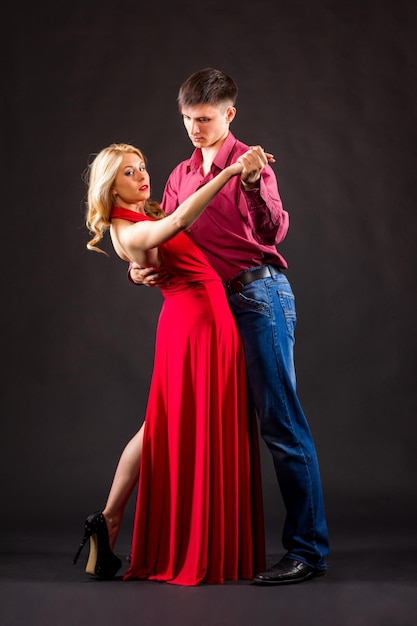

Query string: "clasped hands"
[[238, 145, 275, 189]]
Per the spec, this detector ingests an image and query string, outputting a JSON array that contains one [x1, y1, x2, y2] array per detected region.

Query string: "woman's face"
[[112, 152, 151, 208]]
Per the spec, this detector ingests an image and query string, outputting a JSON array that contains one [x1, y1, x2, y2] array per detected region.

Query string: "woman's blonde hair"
[[85, 142, 165, 253]]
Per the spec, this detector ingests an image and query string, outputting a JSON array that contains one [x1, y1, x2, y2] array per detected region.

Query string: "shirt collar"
[[188, 132, 237, 173]]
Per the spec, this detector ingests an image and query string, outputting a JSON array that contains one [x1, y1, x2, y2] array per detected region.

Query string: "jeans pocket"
[[277, 290, 297, 334], [232, 291, 269, 314]]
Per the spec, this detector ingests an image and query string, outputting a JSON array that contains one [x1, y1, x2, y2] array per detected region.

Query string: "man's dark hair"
[[177, 68, 238, 110]]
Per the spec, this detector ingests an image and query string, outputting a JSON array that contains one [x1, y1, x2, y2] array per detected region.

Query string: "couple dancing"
[[73, 68, 329, 587]]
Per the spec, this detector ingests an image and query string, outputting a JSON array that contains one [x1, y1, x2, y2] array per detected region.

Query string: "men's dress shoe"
[[253, 556, 326, 585]]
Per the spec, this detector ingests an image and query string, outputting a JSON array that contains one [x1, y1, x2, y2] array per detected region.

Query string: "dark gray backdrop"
[[2, 0, 417, 545]]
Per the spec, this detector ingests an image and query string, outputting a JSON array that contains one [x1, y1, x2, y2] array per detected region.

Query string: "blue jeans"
[[226, 266, 329, 570]]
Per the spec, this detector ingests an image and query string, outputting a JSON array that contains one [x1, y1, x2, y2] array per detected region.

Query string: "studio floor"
[[1, 504, 416, 626]]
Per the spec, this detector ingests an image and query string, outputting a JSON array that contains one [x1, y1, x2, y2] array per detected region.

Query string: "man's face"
[[181, 103, 236, 150]]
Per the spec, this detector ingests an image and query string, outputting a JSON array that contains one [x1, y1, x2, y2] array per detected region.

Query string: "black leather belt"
[[225, 265, 282, 296]]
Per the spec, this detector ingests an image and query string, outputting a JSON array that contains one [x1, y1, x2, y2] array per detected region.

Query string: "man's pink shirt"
[[161, 132, 289, 282]]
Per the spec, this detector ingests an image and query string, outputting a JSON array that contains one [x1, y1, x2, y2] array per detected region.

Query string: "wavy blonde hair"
[[85, 143, 165, 254]]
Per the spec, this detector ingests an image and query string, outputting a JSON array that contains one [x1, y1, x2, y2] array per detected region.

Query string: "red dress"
[[111, 207, 265, 586]]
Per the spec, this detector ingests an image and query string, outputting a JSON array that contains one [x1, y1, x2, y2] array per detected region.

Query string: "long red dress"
[[111, 207, 265, 586]]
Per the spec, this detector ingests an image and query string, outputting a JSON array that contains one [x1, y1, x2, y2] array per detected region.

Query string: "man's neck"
[[200, 139, 226, 176]]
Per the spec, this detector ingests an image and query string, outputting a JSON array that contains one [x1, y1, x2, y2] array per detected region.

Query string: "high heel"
[[73, 512, 122, 579]]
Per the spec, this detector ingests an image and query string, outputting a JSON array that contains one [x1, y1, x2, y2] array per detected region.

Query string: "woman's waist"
[[161, 276, 223, 296]]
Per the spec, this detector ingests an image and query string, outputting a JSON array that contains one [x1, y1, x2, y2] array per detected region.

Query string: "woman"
[[74, 142, 266, 585]]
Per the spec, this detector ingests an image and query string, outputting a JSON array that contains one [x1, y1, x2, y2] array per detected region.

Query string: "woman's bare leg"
[[102, 423, 144, 549]]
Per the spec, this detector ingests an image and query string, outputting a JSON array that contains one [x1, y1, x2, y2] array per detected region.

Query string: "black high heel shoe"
[[73, 512, 122, 579]]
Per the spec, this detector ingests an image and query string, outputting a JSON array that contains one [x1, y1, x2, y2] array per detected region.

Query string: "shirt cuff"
[[243, 187, 264, 210]]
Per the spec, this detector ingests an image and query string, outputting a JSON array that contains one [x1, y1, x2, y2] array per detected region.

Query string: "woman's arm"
[[111, 161, 243, 265]]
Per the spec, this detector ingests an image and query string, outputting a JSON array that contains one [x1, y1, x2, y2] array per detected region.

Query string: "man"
[[131, 68, 329, 584]]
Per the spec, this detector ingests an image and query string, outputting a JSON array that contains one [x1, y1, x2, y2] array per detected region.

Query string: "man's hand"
[[130, 262, 174, 287], [238, 145, 275, 189]]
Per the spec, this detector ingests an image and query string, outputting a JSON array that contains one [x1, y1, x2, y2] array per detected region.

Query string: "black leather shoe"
[[253, 556, 326, 585]]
